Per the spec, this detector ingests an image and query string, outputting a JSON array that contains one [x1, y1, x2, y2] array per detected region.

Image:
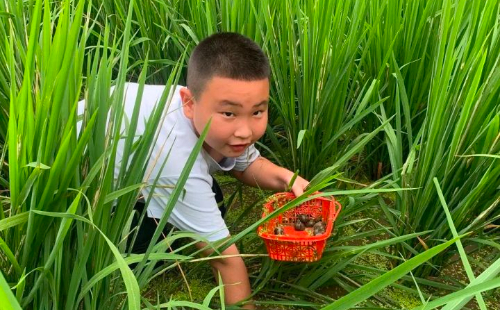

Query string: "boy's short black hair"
[[187, 32, 270, 98]]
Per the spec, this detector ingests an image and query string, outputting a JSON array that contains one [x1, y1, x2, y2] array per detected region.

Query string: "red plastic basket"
[[257, 192, 342, 262]]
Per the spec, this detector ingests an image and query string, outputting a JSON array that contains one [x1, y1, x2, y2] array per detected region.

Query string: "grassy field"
[[1, 0, 500, 309], [139, 174, 500, 309]]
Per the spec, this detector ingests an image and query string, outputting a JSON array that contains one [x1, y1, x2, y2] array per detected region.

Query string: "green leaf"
[[202, 277, 224, 308], [29, 207, 142, 310], [412, 277, 500, 310], [24, 162, 51, 169], [104, 183, 144, 204], [309, 117, 393, 188], [433, 178, 486, 309], [456, 154, 500, 159], [0, 270, 22, 310], [320, 237, 460, 310], [0, 213, 29, 231], [297, 129, 306, 149]]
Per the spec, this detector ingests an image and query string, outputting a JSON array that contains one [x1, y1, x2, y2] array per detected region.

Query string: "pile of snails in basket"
[[274, 214, 327, 236]]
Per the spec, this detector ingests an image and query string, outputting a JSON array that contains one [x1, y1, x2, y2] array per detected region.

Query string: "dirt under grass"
[[143, 173, 500, 309]]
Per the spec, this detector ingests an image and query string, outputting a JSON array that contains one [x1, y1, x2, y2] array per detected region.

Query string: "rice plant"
[[357, 0, 441, 178], [1, 0, 500, 309], [253, 0, 383, 180], [378, 0, 500, 276], [0, 0, 215, 308]]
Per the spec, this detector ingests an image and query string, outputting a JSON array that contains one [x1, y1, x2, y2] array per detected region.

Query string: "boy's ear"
[[180, 87, 195, 119]]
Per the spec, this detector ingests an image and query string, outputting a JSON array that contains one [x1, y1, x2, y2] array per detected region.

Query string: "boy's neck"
[[203, 143, 225, 163]]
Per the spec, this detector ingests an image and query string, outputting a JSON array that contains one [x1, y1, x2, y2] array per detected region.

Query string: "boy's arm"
[[231, 156, 309, 196]]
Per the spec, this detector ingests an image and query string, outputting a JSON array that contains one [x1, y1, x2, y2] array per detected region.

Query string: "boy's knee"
[[211, 253, 245, 270], [198, 243, 246, 271]]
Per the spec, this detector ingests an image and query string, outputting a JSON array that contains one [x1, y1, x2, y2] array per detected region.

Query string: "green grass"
[[140, 178, 500, 309], [378, 0, 500, 275], [0, 0, 211, 308], [1, 0, 500, 309]]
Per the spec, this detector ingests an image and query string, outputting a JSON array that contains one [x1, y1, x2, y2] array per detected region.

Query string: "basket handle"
[[330, 200, 342, 222]]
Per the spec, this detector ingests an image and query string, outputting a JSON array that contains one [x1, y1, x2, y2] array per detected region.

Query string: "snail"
[[313, 221, 327, 236], [294, 219, 306, 231], [313, 221, 326, 229], [274, 226, 285, 235], [313, 216, 323, 223], [313, 225, 326, 236], [313, 221, 326, 230], [305, 218, 316, 227], [297, 214, 309, 223]]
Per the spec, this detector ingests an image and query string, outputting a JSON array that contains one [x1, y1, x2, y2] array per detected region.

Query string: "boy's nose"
[[234, 122, 252, 139]]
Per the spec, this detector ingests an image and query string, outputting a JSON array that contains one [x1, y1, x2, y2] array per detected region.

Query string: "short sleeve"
[[233, 144, 260, 171], [145, 176, 230, 242]]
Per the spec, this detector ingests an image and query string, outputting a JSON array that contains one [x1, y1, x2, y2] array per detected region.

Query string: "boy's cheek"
[[257, 118, 268, 137]]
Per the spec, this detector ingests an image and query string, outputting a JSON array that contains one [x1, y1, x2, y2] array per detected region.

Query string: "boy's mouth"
[[229, 144, 249, 152]]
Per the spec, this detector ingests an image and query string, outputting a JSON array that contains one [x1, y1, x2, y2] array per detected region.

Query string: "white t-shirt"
[[79, 83, 260, 241]]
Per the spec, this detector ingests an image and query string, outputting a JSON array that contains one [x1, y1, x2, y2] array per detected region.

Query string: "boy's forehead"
[[199, 76, 269, 103]]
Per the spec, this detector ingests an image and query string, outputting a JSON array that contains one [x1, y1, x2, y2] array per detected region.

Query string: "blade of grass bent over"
[[320, 236, 460, 310], [432, 178, 486, 310]]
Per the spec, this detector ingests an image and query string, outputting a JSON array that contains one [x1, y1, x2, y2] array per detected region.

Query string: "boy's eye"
[[254, 110, 264, 116], [222, 112, 235, 117]]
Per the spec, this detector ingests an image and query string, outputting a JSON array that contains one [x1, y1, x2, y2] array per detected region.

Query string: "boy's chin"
[[220, 146, 248, 158], [220, 149, 244, 158], [203, 145, 243, 161], [204, 142, 248, 160]]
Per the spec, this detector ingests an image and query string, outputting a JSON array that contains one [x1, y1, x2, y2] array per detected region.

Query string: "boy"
[[118, 33, 309, 308]]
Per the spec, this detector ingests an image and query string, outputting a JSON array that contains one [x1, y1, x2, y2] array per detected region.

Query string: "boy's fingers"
[[291, 185, 304, 197], [289, 177, 309, 196]]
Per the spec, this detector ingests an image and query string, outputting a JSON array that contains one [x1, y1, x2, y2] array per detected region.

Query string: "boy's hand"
[[285, 173, 309, 197]]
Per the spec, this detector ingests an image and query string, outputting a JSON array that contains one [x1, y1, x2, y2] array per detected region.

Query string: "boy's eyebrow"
[[254, 100, 269, 107], [219, 100, 242, 107], [219, 100, 269, 108]]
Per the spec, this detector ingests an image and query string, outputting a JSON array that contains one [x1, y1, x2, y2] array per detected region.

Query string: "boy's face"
[[180, 76, 269, 162]]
